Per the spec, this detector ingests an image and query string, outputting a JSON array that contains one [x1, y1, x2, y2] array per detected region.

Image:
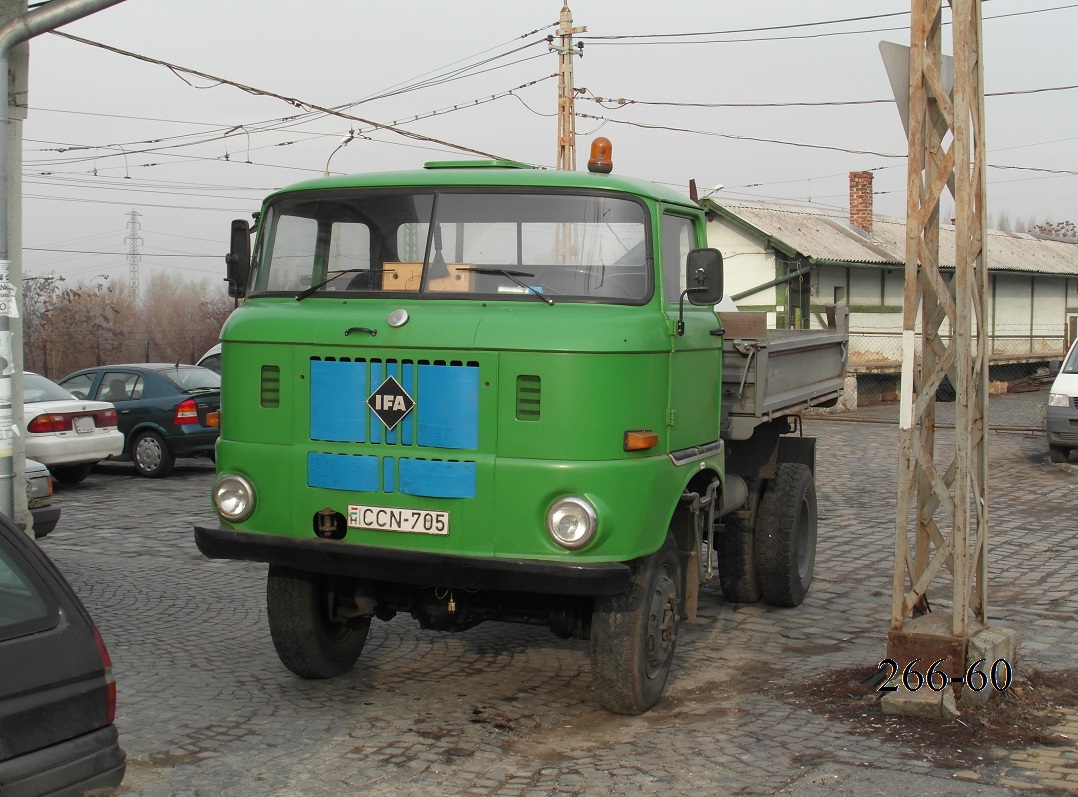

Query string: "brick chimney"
[[849, 170, 874, 233]]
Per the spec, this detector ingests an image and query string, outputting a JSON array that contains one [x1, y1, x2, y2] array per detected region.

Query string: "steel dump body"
[[720, 307, 850, 440]]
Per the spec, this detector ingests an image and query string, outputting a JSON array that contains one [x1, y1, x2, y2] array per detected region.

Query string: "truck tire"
[[716, 480, 762, 604], [755, 463, 817, 607], [1049, 445, 1070, 464], [590, 535, 682, 715], [266, 565, 371, 679]]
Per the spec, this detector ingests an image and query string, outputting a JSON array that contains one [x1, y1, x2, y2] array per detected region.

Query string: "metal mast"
[[552, 3, 584, 171], [889, 0, 1000, 686], [125, 208, 141, 298]]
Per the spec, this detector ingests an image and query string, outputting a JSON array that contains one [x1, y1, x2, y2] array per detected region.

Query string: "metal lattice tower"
[[125, 209, 142, 298], [889, 0, 991, 661]]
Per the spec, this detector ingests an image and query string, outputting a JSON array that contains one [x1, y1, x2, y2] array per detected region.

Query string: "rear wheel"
[[590, 535, 682, 715], [716, 479, 763, 604], [50, 463, 93, 485], [267, 566, 371, 679], [1049, 445, 1070, 464], [755, 463, 817, 607], [132, 431, 175, 478]]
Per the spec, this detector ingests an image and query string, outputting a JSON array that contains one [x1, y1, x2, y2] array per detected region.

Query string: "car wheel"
[[133, 431, 175, 478], [50, 463, 93, 485], [1049, 445, 1071, 464]]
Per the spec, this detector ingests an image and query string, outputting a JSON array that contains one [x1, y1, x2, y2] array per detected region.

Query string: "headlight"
[[546, 496, 597, 550], [213, 474, 255, 523], [1049, 393, 1071, 408]]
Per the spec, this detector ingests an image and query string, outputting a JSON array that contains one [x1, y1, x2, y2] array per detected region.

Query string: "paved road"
[[39, 390, 1076, 796]]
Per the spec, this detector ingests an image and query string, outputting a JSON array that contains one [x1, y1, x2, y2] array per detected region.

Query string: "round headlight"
[[546, 496, 597, 550], [214, 474, 255, 523]]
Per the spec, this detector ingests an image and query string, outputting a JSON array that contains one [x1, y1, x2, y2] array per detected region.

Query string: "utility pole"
[[887, 0, 1014, 710], [551, 3, 584, 171], [125, 208, 142, 298]]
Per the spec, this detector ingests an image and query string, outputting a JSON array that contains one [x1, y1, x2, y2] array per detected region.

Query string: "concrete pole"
[[552, 3, 584, 171], [0, 0, 129, 522]]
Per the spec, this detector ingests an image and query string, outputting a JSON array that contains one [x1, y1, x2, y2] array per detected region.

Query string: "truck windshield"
[[250, 190, 650, 303]]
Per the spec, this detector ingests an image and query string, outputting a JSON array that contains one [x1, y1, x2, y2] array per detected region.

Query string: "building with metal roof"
[[700, 176, 1078, 381]]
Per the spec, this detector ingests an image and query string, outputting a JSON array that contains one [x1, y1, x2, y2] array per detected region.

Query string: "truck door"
[[661, 212, 723, 451]]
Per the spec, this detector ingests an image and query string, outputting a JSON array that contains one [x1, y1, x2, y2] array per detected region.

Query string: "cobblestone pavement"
[[37, 389, 1075, 797]]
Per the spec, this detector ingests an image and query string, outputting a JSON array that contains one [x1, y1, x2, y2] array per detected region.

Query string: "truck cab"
[[196, 147, 846, 714]]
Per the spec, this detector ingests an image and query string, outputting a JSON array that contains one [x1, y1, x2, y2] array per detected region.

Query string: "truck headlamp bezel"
[[545, 496, 597, 550], [1049, 392, 1071, 408], [213, 474, 255, 523]]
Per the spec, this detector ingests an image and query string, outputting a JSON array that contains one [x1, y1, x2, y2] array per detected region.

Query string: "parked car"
[[60, 364, 221, 478], [23, 372, 125, 485], [196, 343, 221, 375], [25, 458, 60, 539], [1047, 337, 1078, 463], [0, 512, 126, 794]]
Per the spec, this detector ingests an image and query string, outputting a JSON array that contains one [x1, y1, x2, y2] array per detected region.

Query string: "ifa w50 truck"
[[195, 141, 848, 715]]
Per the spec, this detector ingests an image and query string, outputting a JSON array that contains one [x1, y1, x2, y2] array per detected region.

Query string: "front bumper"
[[194, 525, 631, 596], [1046, 405, 1078, 448]]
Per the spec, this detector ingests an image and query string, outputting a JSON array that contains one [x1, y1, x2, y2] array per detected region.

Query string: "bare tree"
[[142, 273, 232, 363]]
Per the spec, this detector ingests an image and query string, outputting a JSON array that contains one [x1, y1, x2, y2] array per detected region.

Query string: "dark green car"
[[60, 364, 220, 478]]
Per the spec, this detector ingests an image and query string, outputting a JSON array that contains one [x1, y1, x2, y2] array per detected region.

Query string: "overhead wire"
[[49, 30, 519, 161], [577, 3, 1078, 47]]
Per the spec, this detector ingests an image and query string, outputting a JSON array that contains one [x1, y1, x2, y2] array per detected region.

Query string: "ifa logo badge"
[[367, 376, 415, 430]]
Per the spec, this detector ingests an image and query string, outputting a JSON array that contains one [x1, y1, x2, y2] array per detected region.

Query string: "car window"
[[0, 536, 58, 642], [99, 373, 142, 402], [61, 372, 97, 400], [198, 353, 221, 375], [23, 372, 76, 403], [158, 367, 221, 392]]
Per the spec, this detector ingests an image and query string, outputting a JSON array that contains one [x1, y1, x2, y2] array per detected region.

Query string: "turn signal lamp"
[[587, 137, 613, 174], [206, 411, 220, 428], [624, 429, 658, 451]]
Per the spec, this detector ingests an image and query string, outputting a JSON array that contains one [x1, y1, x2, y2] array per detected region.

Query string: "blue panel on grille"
[[382, 456, 396, 493], [308, 452, 379, 491], [399, 459, 476, 499], [310, 360, 367, 442], [417, 365, 479, 449]]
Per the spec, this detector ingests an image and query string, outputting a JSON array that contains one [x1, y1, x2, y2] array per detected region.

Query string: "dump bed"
[[719, 304, 849, 440]]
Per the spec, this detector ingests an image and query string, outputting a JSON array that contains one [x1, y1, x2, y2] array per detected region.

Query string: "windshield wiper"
[[295, 269, 366, 301], [456, 267, 554, 306]]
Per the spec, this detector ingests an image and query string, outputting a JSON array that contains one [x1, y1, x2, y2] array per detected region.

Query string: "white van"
[[1047, 338, 1078, 463], [197, 343, 221, 375]]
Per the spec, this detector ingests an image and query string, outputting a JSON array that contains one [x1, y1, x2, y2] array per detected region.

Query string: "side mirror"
[[685, 248, 724, 305], [225, 219, 252, 298]]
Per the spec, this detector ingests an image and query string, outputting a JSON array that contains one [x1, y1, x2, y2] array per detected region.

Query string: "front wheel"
[[266, 566, 371, 679], [1049, 445, 1070, 464], [590, 535, 682, 715], [132, 431, 175, 478], [755, 463, 818, 607]]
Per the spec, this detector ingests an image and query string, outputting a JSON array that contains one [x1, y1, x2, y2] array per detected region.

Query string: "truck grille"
[[307, 356, 480, 499]]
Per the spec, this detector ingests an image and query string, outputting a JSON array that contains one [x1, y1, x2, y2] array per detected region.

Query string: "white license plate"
[[73, 416, 95, 434], [347, 504, 449, 535]]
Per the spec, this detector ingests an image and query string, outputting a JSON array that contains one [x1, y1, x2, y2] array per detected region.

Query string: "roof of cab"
[[269, 161, 697, 209]]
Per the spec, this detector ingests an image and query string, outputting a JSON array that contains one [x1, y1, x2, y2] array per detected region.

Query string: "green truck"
[[194, 147, 848, 714]]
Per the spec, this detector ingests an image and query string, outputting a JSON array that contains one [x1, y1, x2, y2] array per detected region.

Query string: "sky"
[[17, 0, 1078, 289]]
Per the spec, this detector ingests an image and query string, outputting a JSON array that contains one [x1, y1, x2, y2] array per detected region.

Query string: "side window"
[[0, 537, 57, 642], [662, 214, 695, 303], [61, 372, 96, 400], [100, 373, 142, 402]]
